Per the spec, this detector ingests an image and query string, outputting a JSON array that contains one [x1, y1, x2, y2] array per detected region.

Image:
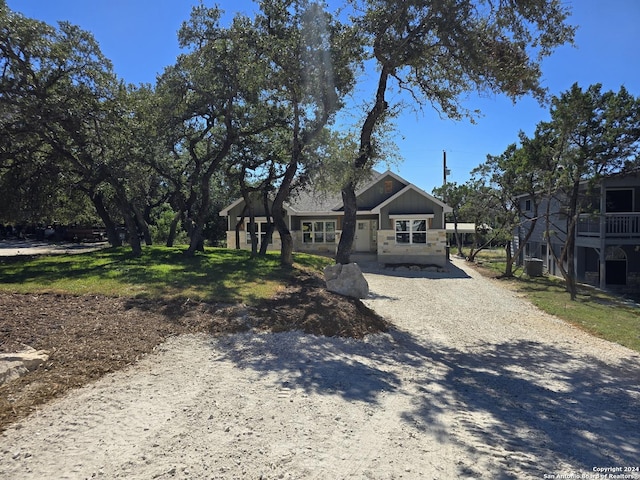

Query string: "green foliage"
[[352, 0, 575, 119], [549, 83, 640, 179], [0, 6, 113, 224], [2, 0, 578, 264], [337, 0, 576, 263], [148, 205, 188, 245], [0, 247, 332, 304]]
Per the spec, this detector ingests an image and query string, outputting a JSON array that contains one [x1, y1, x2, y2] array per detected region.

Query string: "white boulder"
[[324, 263, 369, 299], [0, 347, 49, 385]]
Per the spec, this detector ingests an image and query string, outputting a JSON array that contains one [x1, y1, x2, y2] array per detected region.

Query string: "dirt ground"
[[0, 271, 388, 432]]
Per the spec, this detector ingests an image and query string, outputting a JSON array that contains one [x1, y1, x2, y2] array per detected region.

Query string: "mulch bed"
[[0, 270, 388, 432]]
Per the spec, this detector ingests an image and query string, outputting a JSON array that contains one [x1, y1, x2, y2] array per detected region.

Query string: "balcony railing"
[[577, 213, 640, 238]]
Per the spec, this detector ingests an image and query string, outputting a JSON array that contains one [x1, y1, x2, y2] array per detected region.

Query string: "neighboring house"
[[445, 222, 489, 247], [515, 171, 640, 291], [219, 170, 452, 266]]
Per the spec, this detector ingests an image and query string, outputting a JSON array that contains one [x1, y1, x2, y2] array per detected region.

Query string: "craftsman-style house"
[[220, 170, 452, 267]]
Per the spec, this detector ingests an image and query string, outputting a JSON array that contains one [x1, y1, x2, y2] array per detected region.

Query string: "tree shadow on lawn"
[[211, 328, 640, 477], [0, 247, 287, 302]]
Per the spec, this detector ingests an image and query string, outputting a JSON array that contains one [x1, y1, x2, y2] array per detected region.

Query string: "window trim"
[[389, 213, 434, 220], [605, 188, 634, 213], [245, 219, 271, 246], [394, 217, 429, 245], [302, 219, 337, 244]]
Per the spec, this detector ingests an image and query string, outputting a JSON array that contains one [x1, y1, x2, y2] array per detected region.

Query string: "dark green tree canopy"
[[335, 0, 576, 263], [352, 0, 575, 119]]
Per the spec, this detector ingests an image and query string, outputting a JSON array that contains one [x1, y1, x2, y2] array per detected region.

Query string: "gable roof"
[[220, 169, 451, 216], [286, 187, 342, 214], [371, 183, 452, 214], [330, 170, 406, 211], [288, 169, 386, 214], [219, 197, 245, 217]]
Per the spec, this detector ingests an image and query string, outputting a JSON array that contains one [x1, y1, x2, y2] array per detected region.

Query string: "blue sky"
[[7, 0, 640, 194]]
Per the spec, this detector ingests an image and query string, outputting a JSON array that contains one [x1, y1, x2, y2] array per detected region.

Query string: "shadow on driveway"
[[358, 259, 471, 280], [211, 327, 640, 477]]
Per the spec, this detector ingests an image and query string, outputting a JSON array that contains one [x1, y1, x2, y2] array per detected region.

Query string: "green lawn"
[[0, 246, 333, 304], [4, 245, 638, 353], [473, 248, 640, 353]]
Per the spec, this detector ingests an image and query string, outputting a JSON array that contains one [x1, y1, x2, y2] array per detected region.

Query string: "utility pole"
[[443, 150, 451, 186]]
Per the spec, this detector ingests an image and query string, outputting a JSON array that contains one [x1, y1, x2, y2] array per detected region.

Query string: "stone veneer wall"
[[226, 230, 339, 255], [225, 231, 282, 251], [227, 229, 449, 266], [289, 231, 340, 254], [377, 229, 448, 267]]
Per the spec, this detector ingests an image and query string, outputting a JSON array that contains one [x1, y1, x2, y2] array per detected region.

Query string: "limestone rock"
[[0, 347, 49, 385], [324, 263, 369, 299]]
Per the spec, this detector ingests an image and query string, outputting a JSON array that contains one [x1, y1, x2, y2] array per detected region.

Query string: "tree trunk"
[[273, 194, 294, 267], [506, 205, 539, 277], [545, 183, 579, 300], [336, 181, 357, 264], [233, 204, 248, 249], [186, 219, 205, 255], [504, 240, 514, 276], [134, 205, 153, 246], [335, 65, 391, 264], [565, 214, 578, 300], [185, 131, 234, 257], [259, 189, 273, 256], [110, 181, 142, 256], [452, 212, 463, 256], [248, 209, 258, 258], [559, 182, 580, 300], [186, 180, 210, 256], [166, 211, 182, 247], [241, 190, 258, 257], [234, 218, 243, 249], [272, 169, 296, 267], [121, 205, 142, 256], [272, 103, 303, 267], [90, 191, 121, 247]]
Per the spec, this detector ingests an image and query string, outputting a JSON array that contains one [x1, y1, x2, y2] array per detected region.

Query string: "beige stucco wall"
[[377, 229, 448, 266]]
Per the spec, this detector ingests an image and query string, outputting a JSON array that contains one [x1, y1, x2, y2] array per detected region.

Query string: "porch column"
[[599, 191, 607, 290]]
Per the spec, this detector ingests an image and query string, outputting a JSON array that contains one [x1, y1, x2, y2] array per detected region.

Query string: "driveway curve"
[[1, 257, 638, 479]]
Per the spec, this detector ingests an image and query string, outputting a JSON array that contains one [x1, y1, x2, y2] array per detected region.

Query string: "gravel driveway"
[[1, 258, 639, 479]]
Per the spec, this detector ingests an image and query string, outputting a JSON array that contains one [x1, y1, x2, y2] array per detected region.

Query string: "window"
[[524, 199, 532, 211], [246, 221, 271, 246], [302, 220, 336, 243], [395, 219, 427, 244], [384, 180, 393, 193], [606, 189, 633, 213]]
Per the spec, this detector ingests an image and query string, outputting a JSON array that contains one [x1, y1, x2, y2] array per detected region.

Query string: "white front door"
[[355, 220, 371, 252]]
